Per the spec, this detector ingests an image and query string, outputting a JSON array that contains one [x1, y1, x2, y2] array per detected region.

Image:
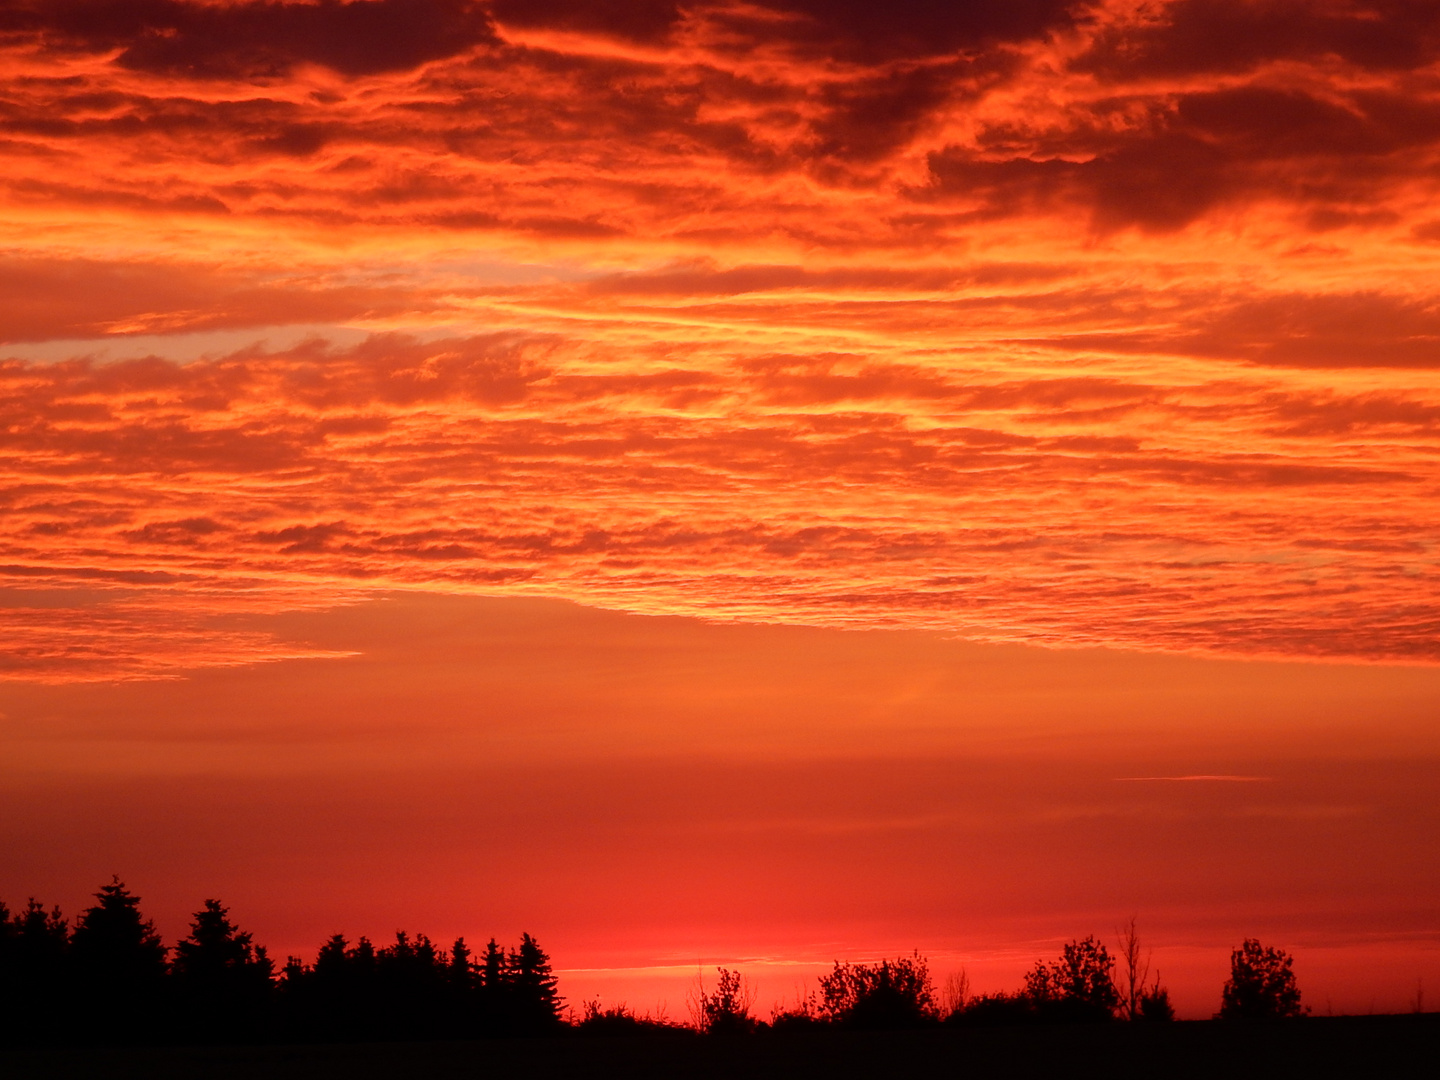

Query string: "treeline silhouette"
[[0, 879, 562, 1046], [2, 878, 1313, 1046]]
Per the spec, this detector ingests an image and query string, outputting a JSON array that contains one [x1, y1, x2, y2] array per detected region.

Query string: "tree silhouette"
[[280, 932, 378, 1040], [448, 936, 473, 992], [1117, 917, 1149, 1021], [69, 878, 168, 1041], [374, 930, 450, 1038], [818, 952, 936, 1029], [940, 968, 971, 1019], [0, 899, 71, 1043], [171, 900, 274, 1040], [1024, 936, 1120, 1021], [508, 932, 564, 1032], [1220, 939, 1304, 1019]]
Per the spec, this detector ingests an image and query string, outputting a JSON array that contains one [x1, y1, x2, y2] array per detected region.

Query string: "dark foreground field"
[[3, 1016, 1435, 1080]]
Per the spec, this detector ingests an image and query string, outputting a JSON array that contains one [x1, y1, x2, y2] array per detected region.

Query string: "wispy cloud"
[[1116, 775, 1273, 783]]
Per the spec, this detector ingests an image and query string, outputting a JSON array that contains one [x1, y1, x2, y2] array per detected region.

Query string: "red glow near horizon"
[[2, 1, 1439, 1019]]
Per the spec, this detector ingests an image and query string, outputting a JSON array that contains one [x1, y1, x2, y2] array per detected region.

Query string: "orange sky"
[[2, 0, 1439, 1018]]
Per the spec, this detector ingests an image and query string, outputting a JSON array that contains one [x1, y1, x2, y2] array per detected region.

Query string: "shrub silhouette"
[[947, 990, 1036, 1025], [691, 967, 756, 1034], [1137, 977, 1176, 1021], [818, 952, 936, 1029], [1220, 939, 1304, 1019], [768, 990, 824, 1031], [577, 999, 685, 1035]]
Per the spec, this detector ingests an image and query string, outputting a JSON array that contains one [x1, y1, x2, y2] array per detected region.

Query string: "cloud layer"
[[3, 1, 1440, 676]]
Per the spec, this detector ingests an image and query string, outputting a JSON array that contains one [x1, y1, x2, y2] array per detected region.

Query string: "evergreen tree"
[[6, 899, 69, 984], [445, 937, 475, 1034], [311, 933, 351, 981], [448, 936, 473, 991], [481, 937, 504, 990], [508, 933, 563, 1031], [0, 901, 64, 1042], [171, 900, 274, 1040], [476, 937, 508, 1033], [375, 931, 449, 1039], [69, 878, 168, 1041], [173, 900, 273, 988]]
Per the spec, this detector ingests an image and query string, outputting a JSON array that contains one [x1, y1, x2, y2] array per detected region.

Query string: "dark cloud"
[[926, 133, 1232, 231], [727, 0, 1082, 62], [0, 0, 496, 78], [490, 0, 1079, 58], [1026, 292, 1440, 368], [1200, 293, 1440, 368], [810, 63, 961, 164], [928, 84, 1440, 231], [488, 0, 684, 43], [1079, 0, 1440, 79]]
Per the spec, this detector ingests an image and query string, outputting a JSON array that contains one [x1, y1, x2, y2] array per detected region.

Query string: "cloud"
[[2, 2, 1440, 677], [1077, 0, 1440, 79], [0, 257, 447, 343], [489, 0, 684, 44], [0, 0, 497, 78], [1117, 775, 1272, 782], [492, 0, 1079, 59], [3, 327, 1439, 677], [927, 82, 1440, 232]]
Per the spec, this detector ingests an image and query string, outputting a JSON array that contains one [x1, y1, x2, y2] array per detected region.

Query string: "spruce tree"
[[171, 900, 274, 1039], [69, 878, 168, 1041], [509, 933, 562, 1031]]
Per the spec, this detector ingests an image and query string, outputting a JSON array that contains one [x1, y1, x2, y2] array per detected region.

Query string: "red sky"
[[2, 0, 1438, 1018]]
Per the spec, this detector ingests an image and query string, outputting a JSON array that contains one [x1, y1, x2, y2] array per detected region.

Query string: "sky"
[[1, 0, 1438, 1018]]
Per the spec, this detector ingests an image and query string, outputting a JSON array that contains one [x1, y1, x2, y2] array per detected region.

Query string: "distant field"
[[2, 1017, 1436, 1080]]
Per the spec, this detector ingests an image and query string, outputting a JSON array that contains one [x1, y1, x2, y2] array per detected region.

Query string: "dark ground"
[[2, 1016, 1435, 1080]]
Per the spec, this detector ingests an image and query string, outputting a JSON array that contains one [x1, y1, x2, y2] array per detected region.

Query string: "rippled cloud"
[[3, 1, 1439, 677]]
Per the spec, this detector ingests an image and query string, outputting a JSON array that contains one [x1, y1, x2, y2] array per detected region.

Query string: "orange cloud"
[[0, 1, 1438, 679], [3, 323, 1439, 678]]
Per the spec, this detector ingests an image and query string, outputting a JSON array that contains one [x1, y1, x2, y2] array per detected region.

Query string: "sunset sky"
[[2, 0, 1438, 1019]]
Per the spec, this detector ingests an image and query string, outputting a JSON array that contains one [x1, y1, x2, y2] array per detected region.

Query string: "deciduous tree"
[[818, 952, 935, 1029], [1220, 939, 1304, 1019]]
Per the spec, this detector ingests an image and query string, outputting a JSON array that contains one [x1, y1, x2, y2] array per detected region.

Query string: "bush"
[[1137, 981, 1175, 1021], [691, 967, 756, 1035], [947, 991, 1037, 1026], [576, 1000, 685, 1036]]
